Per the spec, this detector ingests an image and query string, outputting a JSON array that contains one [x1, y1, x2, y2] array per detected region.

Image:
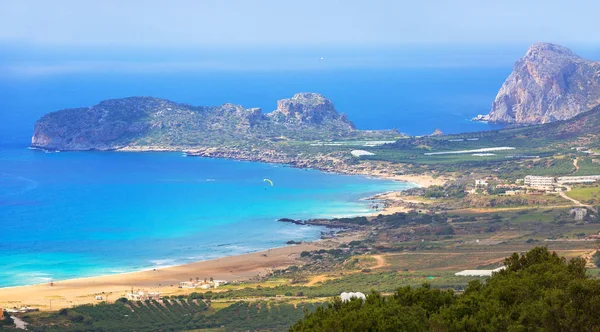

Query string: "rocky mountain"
[[477, 43, 600, 124], [269, 93, 354, 128], [31, 93, 376, 151]]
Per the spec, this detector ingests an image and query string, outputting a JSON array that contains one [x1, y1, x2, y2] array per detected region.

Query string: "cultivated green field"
[[566, 186, 600, 205]]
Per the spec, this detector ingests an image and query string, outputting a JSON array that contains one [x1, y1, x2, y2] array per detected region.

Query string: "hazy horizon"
[[1, 43, 599, 78]]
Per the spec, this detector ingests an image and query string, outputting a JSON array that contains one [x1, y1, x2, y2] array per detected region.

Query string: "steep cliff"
[[479, 43, 600, 124], [31, 93, 379, 151]]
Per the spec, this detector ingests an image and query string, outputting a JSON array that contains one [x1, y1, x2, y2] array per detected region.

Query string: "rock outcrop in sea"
[[476, 42, 600, 124]]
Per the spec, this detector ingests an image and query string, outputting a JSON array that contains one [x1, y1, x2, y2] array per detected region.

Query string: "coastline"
[[0, 237, 354, 311], [117, 145, 449, 188], [1, 145, 447, 310]]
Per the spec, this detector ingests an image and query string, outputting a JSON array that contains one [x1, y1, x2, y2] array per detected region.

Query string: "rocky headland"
[[31, 93, 444, 186], [476, 42, 600, 124], [31, 93, 377, 151]]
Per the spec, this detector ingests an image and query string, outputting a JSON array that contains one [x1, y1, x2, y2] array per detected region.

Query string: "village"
[[465, 173, 600, 218]]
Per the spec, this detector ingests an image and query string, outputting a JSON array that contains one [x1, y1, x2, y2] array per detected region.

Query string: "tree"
[[1, 311, 13, 327], [291, 247, 600, 332]]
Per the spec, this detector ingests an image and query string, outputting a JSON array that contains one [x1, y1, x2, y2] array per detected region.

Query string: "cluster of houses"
[[572, 147, 600, 156], [3, 306, 39, 314], [126, 290, 162, 301], [467, 178, 531, 196], [178, 278, 229, 290], [122, 279, 230, 301], [466, 175, 597, 220], [468, 174, 600, 196]]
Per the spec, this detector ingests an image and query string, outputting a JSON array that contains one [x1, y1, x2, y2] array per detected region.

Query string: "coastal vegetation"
[[291, 247, 600, 331], [22, 299, 323, 331]]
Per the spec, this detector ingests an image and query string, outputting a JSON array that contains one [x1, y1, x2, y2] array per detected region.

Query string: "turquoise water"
[[0, 50, 521, 287], [0, 147, 414, 287]]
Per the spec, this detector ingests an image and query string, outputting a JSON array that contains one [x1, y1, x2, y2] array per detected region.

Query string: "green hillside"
[[291, 247, 600, 331]]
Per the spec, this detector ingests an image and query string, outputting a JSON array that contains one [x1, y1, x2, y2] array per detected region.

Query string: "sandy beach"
[[0, 148, 445, 312], [0, 242, 332, 311], [0, 172, 442, 312]]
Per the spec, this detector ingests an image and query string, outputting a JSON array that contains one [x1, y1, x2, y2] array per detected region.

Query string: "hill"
[[31, 93, 394, 151], [362, 104, 600, 166], [477, 42, 600, 124], [291, 247, 600, 331]]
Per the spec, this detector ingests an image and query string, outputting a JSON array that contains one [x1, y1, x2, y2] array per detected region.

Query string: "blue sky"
[[1, 0, 599, 47], [1, 0, 599, 76]]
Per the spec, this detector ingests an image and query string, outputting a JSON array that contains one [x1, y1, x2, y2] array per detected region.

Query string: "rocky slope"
[[31, 93, 384, 151], [268, 92, 354, 128], [478, 43, 600, 124]]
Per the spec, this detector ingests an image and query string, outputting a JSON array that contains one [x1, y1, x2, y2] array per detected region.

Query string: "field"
[[23, 299, 324, 332], [566, 185, 600, 205]]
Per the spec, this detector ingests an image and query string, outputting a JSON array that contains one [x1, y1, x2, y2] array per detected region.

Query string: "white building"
[[455, 267, 505, 277], [524, 175, 555, 188], [127, 290, 161, 301], [557, 175, 600, 184], [475, 179, 488, 187], [571, 208, 588, 221], [212, 280, 229, 288], [351, 150, 375, 157], [340, 292, 366, 302]]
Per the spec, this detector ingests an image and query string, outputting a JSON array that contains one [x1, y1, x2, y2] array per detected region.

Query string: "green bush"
[[292, 247, 600, 331]]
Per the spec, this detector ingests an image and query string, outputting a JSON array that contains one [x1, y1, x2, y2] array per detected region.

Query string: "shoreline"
[[117, 145, 449, 188], [2, 146, 447, 310], [0, 241, 331, 310], [30, 144, 449, 188], [0, 241, 317, 291]]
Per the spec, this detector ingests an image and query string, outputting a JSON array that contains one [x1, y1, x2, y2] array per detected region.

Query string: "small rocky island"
[[476, 42, 600, 124], [32, 93, 395, 151]]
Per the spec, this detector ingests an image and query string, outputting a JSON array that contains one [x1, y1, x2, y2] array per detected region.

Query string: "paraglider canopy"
[[263, 178, 274, 186]]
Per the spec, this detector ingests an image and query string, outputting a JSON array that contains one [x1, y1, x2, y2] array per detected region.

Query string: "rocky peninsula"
[[31, 93, 448, 186], [31, 93, 390, 151]]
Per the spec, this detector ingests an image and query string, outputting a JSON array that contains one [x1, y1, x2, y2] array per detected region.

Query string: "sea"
[[0, 45, 560, 287]]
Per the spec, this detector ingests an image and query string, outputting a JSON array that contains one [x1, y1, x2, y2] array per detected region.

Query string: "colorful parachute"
[[263, 178, 274, 186]]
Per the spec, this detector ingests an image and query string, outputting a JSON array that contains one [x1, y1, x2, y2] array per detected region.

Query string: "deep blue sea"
[[0, 51, 518, 287], [0, 67, 511, 145]]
